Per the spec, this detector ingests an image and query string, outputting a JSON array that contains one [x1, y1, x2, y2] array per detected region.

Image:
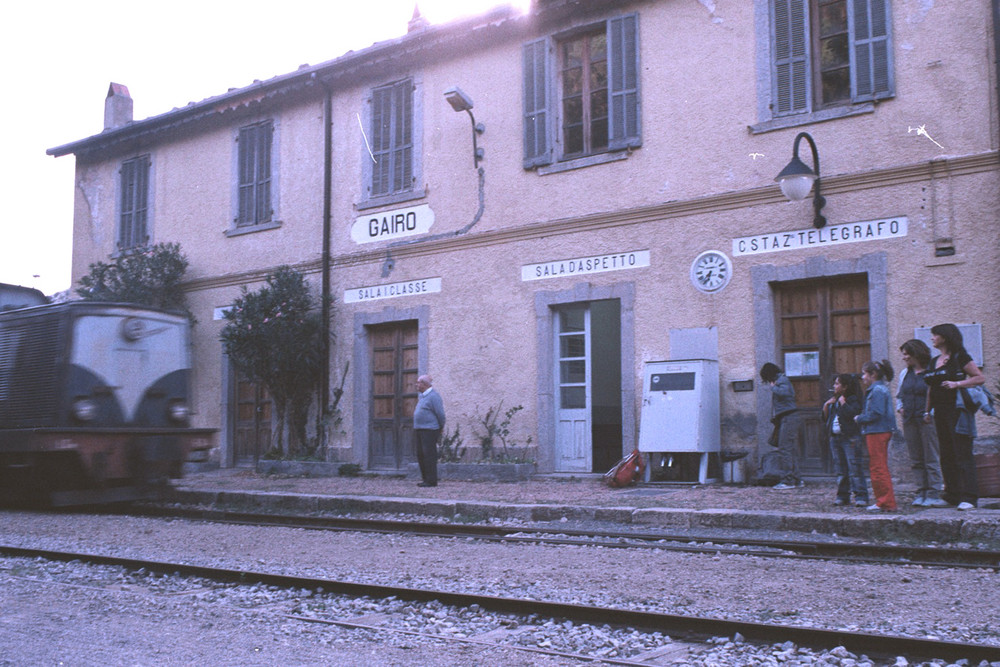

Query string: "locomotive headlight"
[[168, 401, 190, 423], [73, 399, 98, 422]]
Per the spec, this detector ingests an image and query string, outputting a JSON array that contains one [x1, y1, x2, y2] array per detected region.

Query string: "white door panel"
[[555, 306, 591, 472]]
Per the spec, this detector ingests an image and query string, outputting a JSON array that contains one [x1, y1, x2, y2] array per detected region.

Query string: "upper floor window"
[[523, 13, 640, 169], [236, 120, 273, 227], [370, 79, 414, 198], [757, 0, 893, 130], [118, 155, 150, 251]]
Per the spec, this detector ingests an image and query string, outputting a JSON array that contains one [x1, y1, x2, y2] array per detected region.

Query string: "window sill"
[[357, 187, 427, 212], [111, 243, 152, 258], [749, 103, 877, 135], [925, 254, 966, 268], [224, 220, 283, 237], [536, 150, 630, 176]]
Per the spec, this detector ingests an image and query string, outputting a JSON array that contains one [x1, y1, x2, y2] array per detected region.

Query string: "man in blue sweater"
[[413, 375, 446, 487]]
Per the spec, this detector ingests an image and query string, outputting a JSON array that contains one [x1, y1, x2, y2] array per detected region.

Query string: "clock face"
[[690, 251, 732, 293]]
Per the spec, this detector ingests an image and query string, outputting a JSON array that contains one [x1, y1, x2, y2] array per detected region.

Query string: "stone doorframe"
[[751, 252, 889, 461], [353, 305, 430, 470], [534, 282, 636, 473]]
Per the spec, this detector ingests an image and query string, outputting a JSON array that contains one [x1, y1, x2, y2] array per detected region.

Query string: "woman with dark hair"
[[922, 323, 986, 510], [760, 362, 801, 489], [822, 373, 868, 506], [856, 359, 897, 511], [897, 339, 945, 507]]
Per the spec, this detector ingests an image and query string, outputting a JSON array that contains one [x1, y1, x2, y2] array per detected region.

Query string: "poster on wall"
[[784, 351, 819, 377]]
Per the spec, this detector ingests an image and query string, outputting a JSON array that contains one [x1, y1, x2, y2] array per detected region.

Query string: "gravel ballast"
[[2, 510, 999, 665]]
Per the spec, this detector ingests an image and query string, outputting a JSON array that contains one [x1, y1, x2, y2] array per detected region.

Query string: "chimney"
[[104, 82, 133, 131], [408, 4, 429, 32]]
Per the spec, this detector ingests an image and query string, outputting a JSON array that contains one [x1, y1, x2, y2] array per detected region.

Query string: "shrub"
[[439, 424, 467, 463], [220, 267, 325, 458], [76, 242, 193, 321]]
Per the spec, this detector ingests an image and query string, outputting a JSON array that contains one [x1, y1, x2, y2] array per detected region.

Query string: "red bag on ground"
[[603, 449, 645, 488]]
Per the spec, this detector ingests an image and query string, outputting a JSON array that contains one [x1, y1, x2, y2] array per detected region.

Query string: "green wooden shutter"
[[370, 86, 390, 196], [391, 80, 413, 192], [522, 38, 551, 168], [850, 0, 893, 102], [370, 80, 413, 195], [772, 0, 809, 115], [119, 155, 149, 248], [256, 122, 273, 224], [134, 155, 149, 244], [608, 13, 640, 149], [237, 122, 272, 226]]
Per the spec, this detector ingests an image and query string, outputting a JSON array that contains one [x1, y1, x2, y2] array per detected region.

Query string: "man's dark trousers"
[[415, 428, 441, 485]]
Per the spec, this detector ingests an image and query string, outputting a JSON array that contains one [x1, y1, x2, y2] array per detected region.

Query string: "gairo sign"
[[351, 204, 435, 244]]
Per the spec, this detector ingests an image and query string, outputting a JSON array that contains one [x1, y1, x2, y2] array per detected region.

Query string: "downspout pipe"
[[317, 75, 333, 448], [994, 0, 1000, 138]]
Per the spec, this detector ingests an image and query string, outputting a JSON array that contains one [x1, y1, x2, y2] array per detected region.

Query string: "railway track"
[[2, 543, 998, 665], [126, 505, 1000, 570]]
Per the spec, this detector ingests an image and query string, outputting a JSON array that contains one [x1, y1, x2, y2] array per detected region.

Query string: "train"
[[0, 301, 214, 505]]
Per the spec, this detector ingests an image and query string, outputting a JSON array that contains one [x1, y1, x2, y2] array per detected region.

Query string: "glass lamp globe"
[[778, 173, 816, 201]]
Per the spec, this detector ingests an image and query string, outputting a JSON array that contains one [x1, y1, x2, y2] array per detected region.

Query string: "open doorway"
[[553, 299, 622, 473]]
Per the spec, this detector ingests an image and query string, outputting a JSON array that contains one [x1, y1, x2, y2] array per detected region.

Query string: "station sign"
[[344, 277, 442, 304], [351, 204, 435, 244], [732, 217, 908, 257], [521, 250, 650, 281]]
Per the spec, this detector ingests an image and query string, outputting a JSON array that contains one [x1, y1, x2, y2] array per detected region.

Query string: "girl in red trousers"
[[855, 360, 898, 511]]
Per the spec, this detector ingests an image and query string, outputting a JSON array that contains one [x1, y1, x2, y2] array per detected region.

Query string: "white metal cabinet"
[[638, 359, 719, 483]]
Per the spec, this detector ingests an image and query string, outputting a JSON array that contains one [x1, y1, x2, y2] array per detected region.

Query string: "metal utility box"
[[638, 359, 720, 484]]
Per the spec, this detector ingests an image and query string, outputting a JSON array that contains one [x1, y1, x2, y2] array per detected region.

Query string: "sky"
[[0, 0, 530, 296]]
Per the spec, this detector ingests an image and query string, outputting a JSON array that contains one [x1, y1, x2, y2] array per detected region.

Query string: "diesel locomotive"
[[0, 301, 213, 505]]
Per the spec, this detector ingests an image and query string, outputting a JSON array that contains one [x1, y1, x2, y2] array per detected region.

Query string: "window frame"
[[752, 0, 893, 134], [228, 118, 281, 237], [117, 154, 151, 252], [359, 76, 425, 210], [522, 12, 641, 172]]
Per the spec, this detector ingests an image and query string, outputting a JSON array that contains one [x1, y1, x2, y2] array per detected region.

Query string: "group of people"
[[763, 323, 989, 511]]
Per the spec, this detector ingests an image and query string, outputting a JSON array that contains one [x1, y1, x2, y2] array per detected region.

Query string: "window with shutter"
[[370, 79, 414, 198], [762, 0, 892, 125], [118, 155, 150, 251], [522, 13, 640, 169], [236, 121, 273, 227]]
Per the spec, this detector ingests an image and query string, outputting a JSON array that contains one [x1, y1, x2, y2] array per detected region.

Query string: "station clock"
[[690, 250, 732, 293]]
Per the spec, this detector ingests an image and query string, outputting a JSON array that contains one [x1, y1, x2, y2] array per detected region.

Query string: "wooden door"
[[777, 276, 870, 473], [234, 376, 272, 465], [368, 321, 419, 470]]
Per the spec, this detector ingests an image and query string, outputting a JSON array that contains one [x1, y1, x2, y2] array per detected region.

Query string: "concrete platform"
[[171, 468, 1000, 546]]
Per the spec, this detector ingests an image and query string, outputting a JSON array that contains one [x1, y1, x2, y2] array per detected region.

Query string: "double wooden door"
[[777, 275, 870, 473], [369, 321, 419, 470]]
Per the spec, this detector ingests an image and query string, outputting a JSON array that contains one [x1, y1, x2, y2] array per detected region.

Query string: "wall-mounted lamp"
[[444, 86, 485, 169], [775, 131, 827, 229]]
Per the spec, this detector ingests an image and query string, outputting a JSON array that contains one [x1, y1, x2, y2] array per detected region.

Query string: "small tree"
[[220, 267, 324, 458], [76, 243, 192, 320]]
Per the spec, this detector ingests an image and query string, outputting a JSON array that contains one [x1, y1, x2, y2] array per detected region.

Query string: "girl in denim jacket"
[[856, 360, 897, 511], [822, 373, 868, 507]]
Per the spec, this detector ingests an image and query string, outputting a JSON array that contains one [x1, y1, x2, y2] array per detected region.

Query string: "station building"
[[48, 0, 999, 479]]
